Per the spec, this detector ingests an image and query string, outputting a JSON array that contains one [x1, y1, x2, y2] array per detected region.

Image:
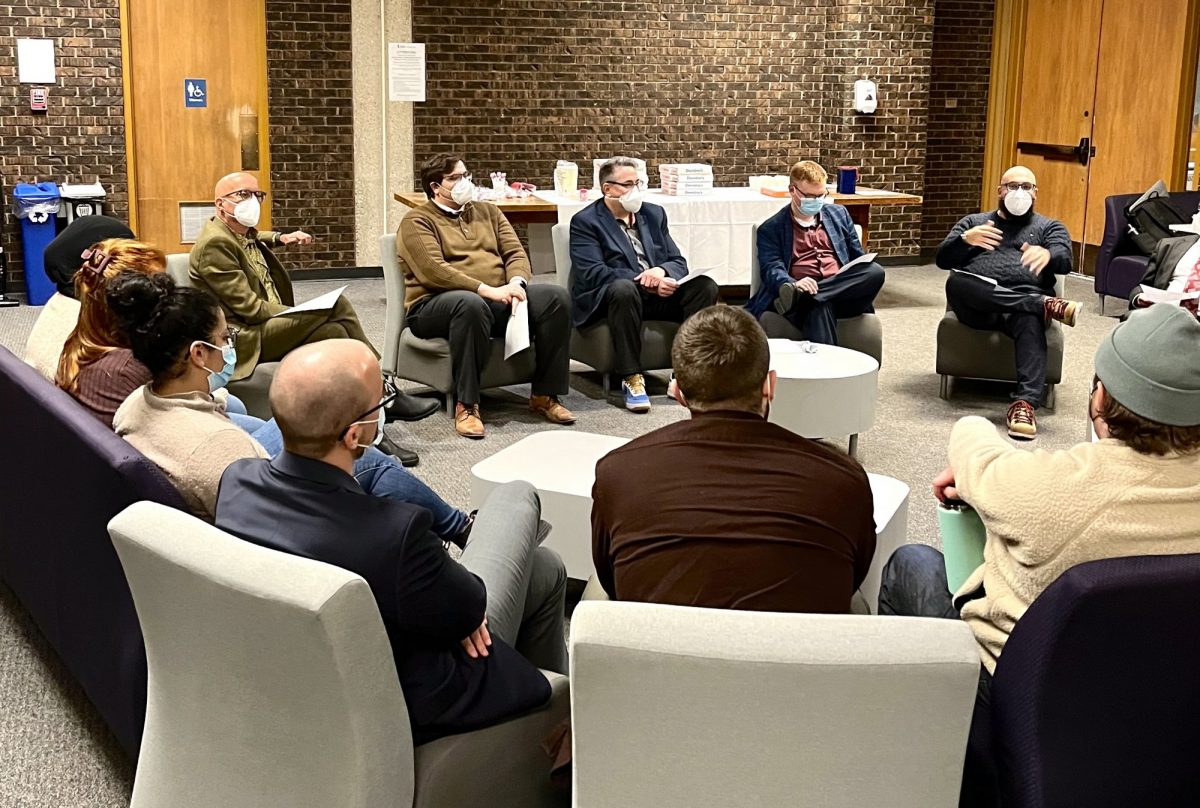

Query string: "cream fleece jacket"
[[950, 415, 1200, 673], [114, 386, 268, 520]]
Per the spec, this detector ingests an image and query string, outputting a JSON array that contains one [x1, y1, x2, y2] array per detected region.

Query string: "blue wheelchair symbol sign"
[[185, 79, 207, 108]]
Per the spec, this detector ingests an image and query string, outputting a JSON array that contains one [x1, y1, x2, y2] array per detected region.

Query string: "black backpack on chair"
[[1124, 193, 1187, 256]]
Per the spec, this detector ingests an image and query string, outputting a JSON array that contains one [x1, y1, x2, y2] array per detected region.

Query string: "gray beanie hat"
[[1094, 304, 1200, 427]]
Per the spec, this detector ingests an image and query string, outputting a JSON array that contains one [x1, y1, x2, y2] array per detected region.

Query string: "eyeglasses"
[[790, 186, 828, 200], [223, 189, 268, 203], [604, 179, 646, 190], [442, 172, 472, 184], [198, 327, 238, 350], [1001, 182, 1037, 193], [337, 388, 398, 441]]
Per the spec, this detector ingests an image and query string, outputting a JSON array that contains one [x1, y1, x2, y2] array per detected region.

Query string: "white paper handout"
[[272, 285, 348, 317], [1138, 287, 1200, 305], [676, 271, 715, 286], [838, 253, 878, 274], [505, 298, 531, 359], [951, 269, 999, 285]]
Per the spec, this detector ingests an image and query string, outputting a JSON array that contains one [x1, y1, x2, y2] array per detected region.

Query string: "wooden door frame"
[[983, 0, 1200, 206], [118, 0, 273, 240]]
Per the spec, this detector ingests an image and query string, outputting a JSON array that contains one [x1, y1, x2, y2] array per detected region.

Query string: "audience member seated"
[[398, 153, 575, 438], [746, 160, 885, 346], [934, 165, 1082, 440], [52, 239, 182, 428], [568, 156, 719, 413], [591, 305, 876, 611], [108, 273, 472, 540], [42, 214, 133, 299], [214, 339, 567, 743], [1130, 232, 1200, 316], [188, 170, 439, 435], [879, 303, 1200, 696]]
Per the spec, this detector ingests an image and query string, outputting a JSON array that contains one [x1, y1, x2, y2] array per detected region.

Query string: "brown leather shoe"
[[454, 402, 485, 439], [1006, 399, 1037, 440], [530, 395, 576, 425], [1043, 297, 1080, 327]]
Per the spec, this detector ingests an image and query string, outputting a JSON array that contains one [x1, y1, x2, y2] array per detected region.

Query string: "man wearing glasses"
[[746, 160, 885, 348], [934, 165, 1082, 440], [190, 171, 439, 464], [400, 154, 575, 439], [568, 157, 719, 413]]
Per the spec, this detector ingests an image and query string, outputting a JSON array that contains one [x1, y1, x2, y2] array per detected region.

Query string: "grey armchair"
[[167, 253, 279, 419], [379, 234, 537, 412], [935, 274, 1065, 410], [551, 222, 678, 397], [749, 223, 884, 364], [569, 601, 980, 808], [109, 501, 569, 808]]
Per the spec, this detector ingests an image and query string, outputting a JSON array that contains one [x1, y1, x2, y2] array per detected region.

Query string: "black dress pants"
[[407, 284, 572, 406], [587, 276, 720, 378], [945, 271, 1049, 408], [781, 261, 885, 345]]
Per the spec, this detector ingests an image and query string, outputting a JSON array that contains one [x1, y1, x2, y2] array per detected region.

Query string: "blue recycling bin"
[[13, 182, 62, 305]]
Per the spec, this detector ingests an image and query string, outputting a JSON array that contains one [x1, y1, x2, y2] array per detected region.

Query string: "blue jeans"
[[224, 394, 248, 415], [228, 414, 468, 541]]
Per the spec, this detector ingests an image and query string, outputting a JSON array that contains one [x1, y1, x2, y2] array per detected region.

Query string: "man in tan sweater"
[[399, 154, 575, 438], [879, 304, 1200, 681]]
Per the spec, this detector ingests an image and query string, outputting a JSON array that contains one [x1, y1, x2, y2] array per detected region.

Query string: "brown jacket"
[[188, 217, 293, 379], [397, 200, 531, 309]]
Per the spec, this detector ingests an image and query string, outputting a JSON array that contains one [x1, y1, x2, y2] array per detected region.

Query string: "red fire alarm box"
[[30, 88, 48, 112]]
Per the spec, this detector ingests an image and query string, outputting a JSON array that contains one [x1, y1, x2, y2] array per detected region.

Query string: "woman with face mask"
[[108, 273, 474, 539]]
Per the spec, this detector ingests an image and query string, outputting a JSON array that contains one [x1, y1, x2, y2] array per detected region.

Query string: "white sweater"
[[950, 416, 1200, 673]]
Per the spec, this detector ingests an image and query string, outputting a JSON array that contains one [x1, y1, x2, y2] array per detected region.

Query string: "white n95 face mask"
[[619, 186, 644, 214], [450, 177, 475, 206], [353, 407, 386, 449], [1004, 189, 1033, 218], [232, 196, 261, 228]]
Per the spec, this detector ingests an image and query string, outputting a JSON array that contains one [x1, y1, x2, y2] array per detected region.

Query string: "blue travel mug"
[[837, 166, 858, 195]]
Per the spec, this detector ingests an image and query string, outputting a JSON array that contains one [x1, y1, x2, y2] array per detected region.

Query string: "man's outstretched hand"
[[279, 231, 314, 246]]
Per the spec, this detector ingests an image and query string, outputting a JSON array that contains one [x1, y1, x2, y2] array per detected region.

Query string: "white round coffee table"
[[768, 339, 879, 457]]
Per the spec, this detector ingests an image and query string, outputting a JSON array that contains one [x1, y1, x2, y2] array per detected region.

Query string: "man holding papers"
[[746, 160, 885, 347], [935, 165, 1081, 440], [1130, 232, 1200, 316], [569, 157, 719, 413]]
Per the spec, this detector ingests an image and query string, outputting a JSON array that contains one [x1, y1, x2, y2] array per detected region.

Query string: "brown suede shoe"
[[1043, 297, 1080, 327], [454, 402, 485, 439], [530, 395, 576, 425], [1006, 399, 1037, 440]]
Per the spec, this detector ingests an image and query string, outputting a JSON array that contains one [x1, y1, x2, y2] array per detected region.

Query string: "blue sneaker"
[[622, 374, 651, 413]]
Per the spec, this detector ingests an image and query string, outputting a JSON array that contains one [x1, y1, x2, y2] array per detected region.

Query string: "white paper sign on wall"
[[388, 43, 425, 102]]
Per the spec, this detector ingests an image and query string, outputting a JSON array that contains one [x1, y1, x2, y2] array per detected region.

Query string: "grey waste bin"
[[59, 182, 107, 223]]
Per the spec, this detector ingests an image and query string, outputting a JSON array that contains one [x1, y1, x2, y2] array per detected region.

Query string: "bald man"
[[214, 340, 567, 743], [935, 166, 1083, 440], [189, 171, 439, 434]]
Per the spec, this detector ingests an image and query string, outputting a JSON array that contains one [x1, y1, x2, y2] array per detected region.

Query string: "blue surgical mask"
[[799, 197, 826, 216], [196, 341, 237, 392]]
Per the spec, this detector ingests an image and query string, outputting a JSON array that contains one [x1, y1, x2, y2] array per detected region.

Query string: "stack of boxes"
[[657, 163, 714, 196]]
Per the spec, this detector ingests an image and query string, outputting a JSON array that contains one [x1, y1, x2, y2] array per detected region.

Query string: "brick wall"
[[412, 0, 939, 256], [921, 0, 995, 254], [264, 0, 357, 270], [0, 0, 128, 291]]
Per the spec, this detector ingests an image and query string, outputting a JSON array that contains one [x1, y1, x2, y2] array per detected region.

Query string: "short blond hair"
[[789, 160, 828, 186]]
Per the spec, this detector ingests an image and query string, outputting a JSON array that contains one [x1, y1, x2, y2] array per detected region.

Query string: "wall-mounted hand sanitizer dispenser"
[[854, 79, 877, 114]]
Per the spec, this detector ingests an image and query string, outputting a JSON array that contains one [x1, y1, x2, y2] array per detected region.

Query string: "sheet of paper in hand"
[[272, 285, 348, 317], [505, 298, 531, 359], [837, 253, 878, 274]]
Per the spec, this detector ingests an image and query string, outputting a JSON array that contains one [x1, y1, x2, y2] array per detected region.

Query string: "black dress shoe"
[[774, 282, 797, 315], [378, 434, 419, 467], [384, 391, 440, 422]]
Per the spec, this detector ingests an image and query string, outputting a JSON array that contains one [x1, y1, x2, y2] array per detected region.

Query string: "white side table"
[[863, 473, 911, 612], [768, 339, 879, 457]]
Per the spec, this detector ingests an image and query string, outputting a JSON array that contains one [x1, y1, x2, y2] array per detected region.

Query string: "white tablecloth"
[[547, 188, 791, 286]]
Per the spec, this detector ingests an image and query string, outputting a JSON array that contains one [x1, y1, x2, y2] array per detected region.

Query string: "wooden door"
[[122, 0, 270, 254], [1012, 0, 1103, 256]]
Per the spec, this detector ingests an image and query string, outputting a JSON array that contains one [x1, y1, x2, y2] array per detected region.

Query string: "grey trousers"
[[458, 481, 568, 675]]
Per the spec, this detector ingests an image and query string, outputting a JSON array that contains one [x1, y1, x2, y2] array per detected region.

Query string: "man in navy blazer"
[[746, 161, 884, 345], [569, 157, 719, 412], [214, 339, 567, 744]]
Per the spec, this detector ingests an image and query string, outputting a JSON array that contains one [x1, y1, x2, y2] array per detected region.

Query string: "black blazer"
[[214, 452, 550, 743], [1131, 234, 1200, 304], [568, 199, 689, 327]]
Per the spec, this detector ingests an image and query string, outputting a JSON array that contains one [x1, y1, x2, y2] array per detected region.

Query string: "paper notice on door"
[[951, 269, 999, 285], [505, 298, 531, 359], [1138, 287, 1200, 305], [837, 253, 878, 274], [272, 285, 348, 317]]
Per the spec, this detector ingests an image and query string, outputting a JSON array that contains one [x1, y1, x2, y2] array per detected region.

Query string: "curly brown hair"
[[1096, 377, 1200, 456]]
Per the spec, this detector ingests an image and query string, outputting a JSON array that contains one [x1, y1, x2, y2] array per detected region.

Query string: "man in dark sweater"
[[935, 165, 1082, 440], [591, 306, 876, 612]]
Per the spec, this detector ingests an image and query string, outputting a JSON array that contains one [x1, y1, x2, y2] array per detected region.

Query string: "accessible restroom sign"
[[185, 79, 207, 108]]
